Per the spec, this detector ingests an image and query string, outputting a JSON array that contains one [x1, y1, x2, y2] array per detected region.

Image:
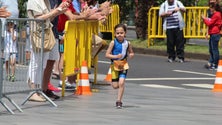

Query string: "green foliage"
[[18, 0, 28, 18]]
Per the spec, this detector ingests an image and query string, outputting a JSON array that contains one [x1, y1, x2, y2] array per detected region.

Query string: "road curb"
[[133, 47, 210, 61]]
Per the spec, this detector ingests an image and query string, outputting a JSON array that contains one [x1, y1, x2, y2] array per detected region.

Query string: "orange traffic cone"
[[104, 66, 112, 83], [75, 60, 92, 95], [212, 60, 222, 92]]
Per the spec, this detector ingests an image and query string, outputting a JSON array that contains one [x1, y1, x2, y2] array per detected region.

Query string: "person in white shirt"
[[4, 22, 17, 82]]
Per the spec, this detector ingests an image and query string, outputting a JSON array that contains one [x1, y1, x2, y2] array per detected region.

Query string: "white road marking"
[[182, 84, 213, 89], [173, 70, 215, 76], [98, 60, 110, 64], [141, 84, 183, 89], [126, 77, 214, 81], [141, 84, 214, 89]]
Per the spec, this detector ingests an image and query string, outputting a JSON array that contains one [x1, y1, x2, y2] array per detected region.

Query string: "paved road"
[[1, 52, 222, 125]]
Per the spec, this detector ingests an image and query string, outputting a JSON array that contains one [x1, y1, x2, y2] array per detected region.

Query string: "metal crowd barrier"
[[147, 6, 209, 47], [0, 18, 57, 114], [62, 20, 99, 97], [99, 4, 120, 39]]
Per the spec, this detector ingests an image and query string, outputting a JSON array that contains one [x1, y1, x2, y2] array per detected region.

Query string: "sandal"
[[52, 73, 60, 79]]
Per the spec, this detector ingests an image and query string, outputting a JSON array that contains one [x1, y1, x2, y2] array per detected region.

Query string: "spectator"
[[26, 0, 69, 101], [46, 0, 64, 93], [24, 24, 31, 65], [4, 22, 17, 82], [159, 0, 186, 63], [0, 0, 18, 62], [57, 0, 91, 89], [105, 24, 134, 108], [202, 3, 222, 70], [205, 0, 220, 40]]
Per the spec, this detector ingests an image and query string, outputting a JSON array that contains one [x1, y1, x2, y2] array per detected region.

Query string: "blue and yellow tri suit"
[[111, 38, 129, 82]]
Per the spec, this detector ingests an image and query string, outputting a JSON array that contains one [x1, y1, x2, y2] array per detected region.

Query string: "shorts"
[[59, 42, 64, 53], [111, 64, 128, 82], [58, 32, 64, 53], [4, 52, 16, 61], [44, 39, 59, 61]]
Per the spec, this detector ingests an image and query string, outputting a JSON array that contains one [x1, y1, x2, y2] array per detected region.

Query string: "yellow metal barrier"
[[62, 20, 99, 96], [99, 4, 120, 39], [147, 7, 209, 47]]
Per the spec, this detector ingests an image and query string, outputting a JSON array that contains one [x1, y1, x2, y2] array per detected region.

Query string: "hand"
[[165, 12, 173, 17], [205, 34, 209, 40], [116, 54, 122, 59], [9, 27, 14, 33], [174, 7, 180, 12], [0, 7, 11, 18], [201, 15, 205, 20], [129, 53, 134, 59], [80, 8, 91, 18], [57, 1, 69, 12]]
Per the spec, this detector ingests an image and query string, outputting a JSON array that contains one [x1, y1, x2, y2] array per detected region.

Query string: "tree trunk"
[[135, 0, 154, 40]]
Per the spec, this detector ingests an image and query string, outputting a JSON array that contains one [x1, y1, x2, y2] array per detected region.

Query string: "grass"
[[129, 39, 222, 54]]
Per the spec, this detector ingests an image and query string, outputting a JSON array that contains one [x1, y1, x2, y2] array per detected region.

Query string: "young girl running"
[[105, 24, 134, 108]]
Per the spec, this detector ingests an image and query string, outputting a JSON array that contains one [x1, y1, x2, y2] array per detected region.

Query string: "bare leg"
[[42, 60, 55, 91], [5, 61, 9, 76], [58, 53, 64, 81], [117, 78, 125, 102], [53, 60, 59, 74], [10, 57, 16, 76], [111, 81, 119, 89]]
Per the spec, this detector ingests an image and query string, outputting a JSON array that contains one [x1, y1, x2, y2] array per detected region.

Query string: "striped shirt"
[[166, 4, 179, 29]]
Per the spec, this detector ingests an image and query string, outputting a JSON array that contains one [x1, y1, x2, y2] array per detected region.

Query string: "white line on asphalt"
[[173, 70, 215, 76], [182, 84, 213, 89], [126, 77, 214, 81], [141, 84, 183, 89], [98, 60, 110, 64]]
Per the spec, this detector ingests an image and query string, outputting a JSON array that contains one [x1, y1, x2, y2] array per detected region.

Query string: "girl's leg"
[[5, 61, 9, 76], [117, 77, 125, 102], [111, 81, 119, 89], [10, 55, 16, 76]]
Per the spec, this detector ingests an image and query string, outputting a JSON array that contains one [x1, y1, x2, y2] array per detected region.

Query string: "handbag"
[[31, 28, 56, 52], [113, 60, 129, 71]]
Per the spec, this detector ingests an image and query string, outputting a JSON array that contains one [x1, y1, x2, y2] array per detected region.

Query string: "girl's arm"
[[202, 13, 220, 26], [105, 40, 122, 59], [10, 28, 16, 41], [128, 42, 134, 59]]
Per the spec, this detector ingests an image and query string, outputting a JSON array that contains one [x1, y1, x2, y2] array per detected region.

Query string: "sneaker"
[[208, 66, 216, 70], [43, 89, 60, 100], [168, 58, 173, 63], [59, 81, 76, 90], [206, 63, 217, 70], [10, 75, 15, 82], [48, 82, 61, 92], [178, 59, 184, 63], [116, 101, 122, 109], [6, 75, 11, 81], [204, 64, 211, 69]]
